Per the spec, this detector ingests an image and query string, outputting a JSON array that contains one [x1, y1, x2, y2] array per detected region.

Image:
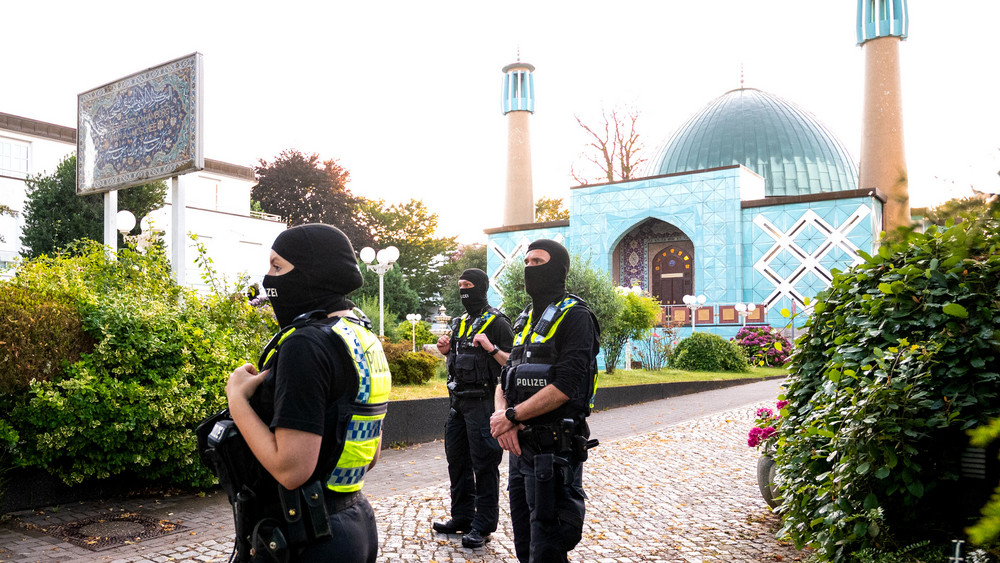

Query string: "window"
[[0, 138, 30, 178]]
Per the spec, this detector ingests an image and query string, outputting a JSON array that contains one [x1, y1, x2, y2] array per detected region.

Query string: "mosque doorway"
[[651, 244, 693, 305]]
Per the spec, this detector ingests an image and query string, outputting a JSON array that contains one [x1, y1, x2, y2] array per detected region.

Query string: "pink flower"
[[776, 400, 789, 410], [756, 407, 774, 419]]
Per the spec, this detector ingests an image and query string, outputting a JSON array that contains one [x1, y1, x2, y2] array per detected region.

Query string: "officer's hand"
[[436, 335, 451, 355], [226, 363, 267, 403], [490, 409, 514, 438], [496, 427, 521, 456], [471, 333, 493, 351]]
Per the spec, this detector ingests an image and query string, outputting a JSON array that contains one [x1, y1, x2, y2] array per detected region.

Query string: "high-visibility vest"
[[259, 313, 391, 493], [505, 295, 599, 416]]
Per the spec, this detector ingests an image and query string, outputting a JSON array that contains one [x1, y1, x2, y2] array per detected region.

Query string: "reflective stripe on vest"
[[513, 297, 579, 346], [326, 318, 391, 493], [457, 309, 496, 339]]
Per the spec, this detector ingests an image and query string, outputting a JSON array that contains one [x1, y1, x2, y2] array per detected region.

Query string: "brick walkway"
[[0, 379, 806, 562]]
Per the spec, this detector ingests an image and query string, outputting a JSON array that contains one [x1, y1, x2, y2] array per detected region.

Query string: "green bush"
[[388, 351, 441, 385], [394, 319, 437, 346], [0, 285, 94, 392], [601, 290, 661, 374], [669, 332, 749, 372], [775, 207, 1000, 561], [0, 241, 273, 488]]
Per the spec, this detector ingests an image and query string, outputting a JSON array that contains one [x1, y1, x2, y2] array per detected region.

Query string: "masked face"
[[459, 280, 488, 315]]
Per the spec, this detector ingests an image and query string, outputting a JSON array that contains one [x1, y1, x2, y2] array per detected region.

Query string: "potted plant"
[[748, 401, 785, 509]]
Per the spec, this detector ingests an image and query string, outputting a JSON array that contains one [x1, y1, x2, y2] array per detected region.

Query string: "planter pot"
[[756, 453, 781, 510]]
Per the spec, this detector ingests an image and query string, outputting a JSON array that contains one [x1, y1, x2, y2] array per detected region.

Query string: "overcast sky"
[[4, 1, 998, 243]]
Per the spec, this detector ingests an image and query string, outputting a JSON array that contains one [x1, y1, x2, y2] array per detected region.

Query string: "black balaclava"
[[263, 224, 364, 328], [459, 268, 490, 315], [524, 239, 570, 326]]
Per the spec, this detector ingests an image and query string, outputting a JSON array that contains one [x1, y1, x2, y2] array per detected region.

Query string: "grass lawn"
[[388, 366, 786, 401]]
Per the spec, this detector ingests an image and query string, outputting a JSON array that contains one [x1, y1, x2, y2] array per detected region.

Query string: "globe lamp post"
[[734, 302, 757, 327], [682, 294, 707, 332], [405, 313, 422, 353], [359, 245, 400, 337]]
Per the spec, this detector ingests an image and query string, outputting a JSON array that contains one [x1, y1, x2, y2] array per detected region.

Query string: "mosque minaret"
[[501, 59, 536, 226], [857, 0, 909, 233]]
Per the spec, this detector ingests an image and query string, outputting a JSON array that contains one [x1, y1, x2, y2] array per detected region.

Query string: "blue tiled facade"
[[486, 166, 882, 345]]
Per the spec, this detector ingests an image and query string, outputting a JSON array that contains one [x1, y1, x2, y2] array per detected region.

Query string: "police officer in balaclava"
[[225, 224, 389, 563], [490, 239, 601, 563], [433, 268, 513, 549]]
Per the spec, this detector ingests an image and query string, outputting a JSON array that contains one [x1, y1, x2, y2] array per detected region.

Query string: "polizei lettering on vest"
[[516, 378, 547, 388]]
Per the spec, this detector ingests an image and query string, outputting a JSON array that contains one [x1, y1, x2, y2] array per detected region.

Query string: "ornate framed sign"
[[77, 53, 203, 195]]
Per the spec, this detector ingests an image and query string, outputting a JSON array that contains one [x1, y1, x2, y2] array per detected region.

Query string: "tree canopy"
[[252, 149, 368, 246], [535, 197, 569, 222], [20, 155, 166, 258], [358, 198, 457, 308]]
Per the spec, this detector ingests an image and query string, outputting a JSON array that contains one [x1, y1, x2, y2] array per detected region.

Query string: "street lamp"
[[359, 245, 400, 337], [682, 294, 707, 331], [734, 302, 757, 327], [405, 313, 422, 352]]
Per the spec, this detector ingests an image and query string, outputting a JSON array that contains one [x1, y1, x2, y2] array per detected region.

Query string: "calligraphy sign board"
[[77, 53, 203, 195]]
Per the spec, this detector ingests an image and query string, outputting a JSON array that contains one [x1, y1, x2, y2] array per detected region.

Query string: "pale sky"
[[4, 1, 999, 243]]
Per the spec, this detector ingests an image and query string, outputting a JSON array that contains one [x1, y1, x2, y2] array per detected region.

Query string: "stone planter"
[[756, 453, 781, 510]]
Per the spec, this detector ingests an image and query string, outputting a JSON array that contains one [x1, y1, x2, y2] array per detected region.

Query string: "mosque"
[[486, 0, 909, 348]]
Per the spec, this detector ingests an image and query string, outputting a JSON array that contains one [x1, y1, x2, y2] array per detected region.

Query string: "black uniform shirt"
[[250, 319, 354, 481]]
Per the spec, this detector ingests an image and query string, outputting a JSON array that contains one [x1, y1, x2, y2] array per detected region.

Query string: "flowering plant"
[[748, 400, 787, 450], [732, 326, 791, 367]]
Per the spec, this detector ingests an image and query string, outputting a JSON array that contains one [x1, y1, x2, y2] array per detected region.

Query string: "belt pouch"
[[278, 485, 307, 547], [300, 481, 333, 541], [534, 453, 556, 521], [251, 518, 289, 563], [455, 353, 478, 384]]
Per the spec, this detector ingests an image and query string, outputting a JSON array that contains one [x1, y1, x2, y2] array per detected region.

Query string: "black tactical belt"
[[326, 490, 363, 513]]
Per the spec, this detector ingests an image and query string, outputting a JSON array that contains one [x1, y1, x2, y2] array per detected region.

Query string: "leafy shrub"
[[388, 351, 441, 385], [0, 285, 94, 392], [0, 241, 273, 488], [394, 319, 438, 347], [775, 209, 1000, 561], [601, 290, 661, 374], [732, 326, 790, 367], [669, 332, 749, 372], [633, 327, 676, 370]]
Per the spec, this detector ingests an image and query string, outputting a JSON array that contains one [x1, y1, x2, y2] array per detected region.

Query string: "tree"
[[923, 192, 998, 226], [20, 155, 166, 258], [570, 106, 647, 185], [350, 258, 420, 323], [535, 197, 569, 222], [437, 244, 488, 317], [252, 149, 368, 246], [358, 198, 457, 308], [601, 290, 661, 374]]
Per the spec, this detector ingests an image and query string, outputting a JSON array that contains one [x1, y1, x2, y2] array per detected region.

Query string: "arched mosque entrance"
[[612, 218, 694, 305]]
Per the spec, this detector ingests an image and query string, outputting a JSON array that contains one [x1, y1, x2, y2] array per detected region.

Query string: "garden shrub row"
[[0, 242, 274, 488]]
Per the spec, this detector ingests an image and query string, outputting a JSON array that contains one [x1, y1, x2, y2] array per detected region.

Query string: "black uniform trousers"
[[444, 393, 504, 533], [508, 448, 587, 563]]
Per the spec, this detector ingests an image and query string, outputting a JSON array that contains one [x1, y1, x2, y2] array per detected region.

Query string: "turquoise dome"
[[647, 88, 858, 197]]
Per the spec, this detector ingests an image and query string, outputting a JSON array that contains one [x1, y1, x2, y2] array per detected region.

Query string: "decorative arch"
[[611, 218, 694, 304]]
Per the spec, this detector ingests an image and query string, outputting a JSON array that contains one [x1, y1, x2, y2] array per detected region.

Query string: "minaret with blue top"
[[501, 58, 536, 226], [857, 0, 909, 233]]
